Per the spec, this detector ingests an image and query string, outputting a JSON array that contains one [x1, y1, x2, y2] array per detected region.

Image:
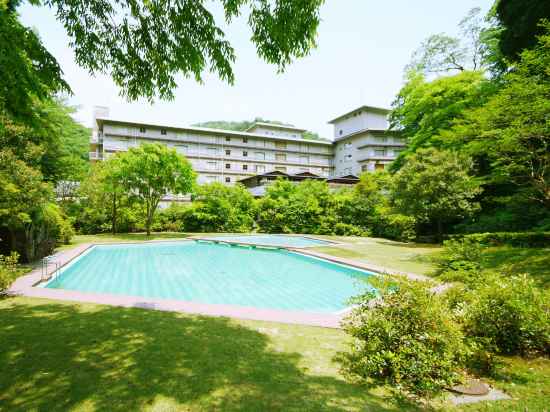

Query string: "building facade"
[[330, 105, 405, 176], [89, 105, 405, 190]]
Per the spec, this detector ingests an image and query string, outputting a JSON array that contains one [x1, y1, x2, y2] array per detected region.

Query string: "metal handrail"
[[41, 257, 60, 282]]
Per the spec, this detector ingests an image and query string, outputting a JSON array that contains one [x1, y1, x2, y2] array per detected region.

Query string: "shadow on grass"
[[481, 247, 550, 288], [0, 299, 418, 412]]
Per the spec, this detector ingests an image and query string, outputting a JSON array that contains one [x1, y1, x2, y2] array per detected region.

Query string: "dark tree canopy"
[[43, 0, 324, 101], [495, 0, 550, 61]]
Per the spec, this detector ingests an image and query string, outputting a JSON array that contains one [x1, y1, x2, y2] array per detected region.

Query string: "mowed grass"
[[0, 296, 416, 412], [313, 236, 441, 275]]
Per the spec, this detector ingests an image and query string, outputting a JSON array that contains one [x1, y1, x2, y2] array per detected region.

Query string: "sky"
[[19, 0, 494, 139]]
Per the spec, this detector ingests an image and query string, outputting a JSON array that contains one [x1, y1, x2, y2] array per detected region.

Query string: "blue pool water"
[[44, 241, 374, 313], [201, 234, 332, 248]]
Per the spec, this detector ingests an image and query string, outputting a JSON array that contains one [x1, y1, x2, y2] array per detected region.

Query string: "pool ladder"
[[41, 256, 61, 282]]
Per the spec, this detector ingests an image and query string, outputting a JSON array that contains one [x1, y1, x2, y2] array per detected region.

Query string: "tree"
[[391, 148, 482, 241], [407, 8, 490, 75], [117, 144, 195, 236], [4, 0, 323, 112], [447, 25, 550, 208], [389, 70, 493, 170], [0, 1, 69, 119], [0, 150, 53, 251], [184, 183, 255, 232], [494, 0, 550, 61]]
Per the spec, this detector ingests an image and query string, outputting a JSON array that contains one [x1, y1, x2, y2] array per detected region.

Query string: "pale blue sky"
[[19, 0, 493, 138]]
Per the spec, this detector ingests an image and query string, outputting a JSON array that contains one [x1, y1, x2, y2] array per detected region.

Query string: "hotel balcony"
[[89, 152, 104, 160]]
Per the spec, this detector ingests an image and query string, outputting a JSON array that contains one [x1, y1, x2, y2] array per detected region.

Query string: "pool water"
[[201, 234, 332, 248], [44, 241, 374, 313]]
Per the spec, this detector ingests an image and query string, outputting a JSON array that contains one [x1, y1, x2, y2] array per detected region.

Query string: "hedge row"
[[452, 232, 550, 248]]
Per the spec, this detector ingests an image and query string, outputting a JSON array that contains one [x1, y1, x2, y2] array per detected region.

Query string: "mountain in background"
[[192, 118, 329, 141]]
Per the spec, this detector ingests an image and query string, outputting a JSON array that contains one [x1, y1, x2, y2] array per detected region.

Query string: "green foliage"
[[447, 25, 550, 208], [117, 144, 196, 235], [339, 276, 467, 399], [435, 238, 485, 285], [0, 3, 69, 119], [257, 179, 338, 234], [37, 0, 322, 102], [460, 273, 550, 357], [152, 204, 189, 233], [455, 232, 550, 248], [0, 251, 19, 292], [373, 212, 417, 242], [391, 148, 482, 240], [494, 0, 550, 61], [183, 183, 255, 233], [389, 70, 492, 165]]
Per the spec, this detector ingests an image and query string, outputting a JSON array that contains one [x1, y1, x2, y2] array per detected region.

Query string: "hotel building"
[[89, 105, 405, 198]]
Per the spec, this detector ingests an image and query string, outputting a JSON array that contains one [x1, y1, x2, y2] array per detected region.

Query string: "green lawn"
[[0, 296, 416, 412], [3, 233, 547, 410], [313, 235, 440, 275]]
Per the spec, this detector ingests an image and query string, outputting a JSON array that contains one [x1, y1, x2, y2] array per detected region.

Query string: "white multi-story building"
[[89, 105, 405, 192], [90, 107, 334, 187], [329, 105, 405, 176]]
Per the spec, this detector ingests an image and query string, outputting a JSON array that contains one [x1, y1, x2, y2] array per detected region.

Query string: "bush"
[[0, 251, 19, 292], [453, 232, 550, 248], [339, 276, 467, 399], [373, 212, 417, 242], [460, 274, 550, 357], [435, 238, 485, 285], [333, 223, 369, 237]]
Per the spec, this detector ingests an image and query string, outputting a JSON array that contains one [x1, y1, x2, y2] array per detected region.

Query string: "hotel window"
[[375, 163, 385, 171], [206, 175, 217, 182], [139, 127, 146, 133], [339, 130, 343, 136], [207, 147, 218, 156], [225, 149, 231, 156], [274, 166, 287, 172], [299, 155, 309, 164], [175, 144, 188, 154], [275, 153, 286, 162], [206, 161, 217, 170], [243, 137, 248, 143], [361, 164, 368, 172], [255, 152, 265, 160], [374, 148, 386, 157], [377, 136, 388, 143], [344, 154, 352, 162], [161, 129, 167, 135], [243, 150, 248, 157], [225, 163, 231, 169], [225, 136, 231, 142], [256, 165, 265, 173], [344, 142, 352, 149], [225, 177, 231, 183], [299, 167, 309, 173], [275, 142, 287, 149], [243, 164, 248, 171]]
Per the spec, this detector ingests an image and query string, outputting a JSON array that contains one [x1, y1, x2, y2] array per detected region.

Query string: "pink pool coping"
[[7, 238, 433, 328]]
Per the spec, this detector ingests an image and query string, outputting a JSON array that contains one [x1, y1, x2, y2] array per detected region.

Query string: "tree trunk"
[[146, 200, 151, 236], [111, 192, 117, 235]]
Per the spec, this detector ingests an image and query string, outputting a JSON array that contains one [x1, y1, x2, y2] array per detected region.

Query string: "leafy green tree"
[[494, 0, 550, 61], [407, 8, 490, 75], [0, 150, 53, 251], [184, 183, 255, 232], [389, 70, 493, 169], [117, 144, 195, 236], [5, 0, 323, 108], [257, 179, 337, 234], [447, 25, 550, 208], [0, 1, 69, 119], [391, 148, 482, 241]]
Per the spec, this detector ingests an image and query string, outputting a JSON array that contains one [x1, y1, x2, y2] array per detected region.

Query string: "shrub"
[[452, 232, 550, 248], [461, 273, 550, 357], [333, 223, 368, 237], [339, 276, 467, 399], [435, 237, 485, 285], [0, 251, 19, 292], [373, 212, 417, 242]]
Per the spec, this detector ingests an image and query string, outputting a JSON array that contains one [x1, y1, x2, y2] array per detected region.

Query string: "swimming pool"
[[198, 234, 332, 248], [43, 241, 374, 313]]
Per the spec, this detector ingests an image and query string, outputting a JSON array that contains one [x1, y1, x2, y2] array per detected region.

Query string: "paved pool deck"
[[8, 239, 435, 328]]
